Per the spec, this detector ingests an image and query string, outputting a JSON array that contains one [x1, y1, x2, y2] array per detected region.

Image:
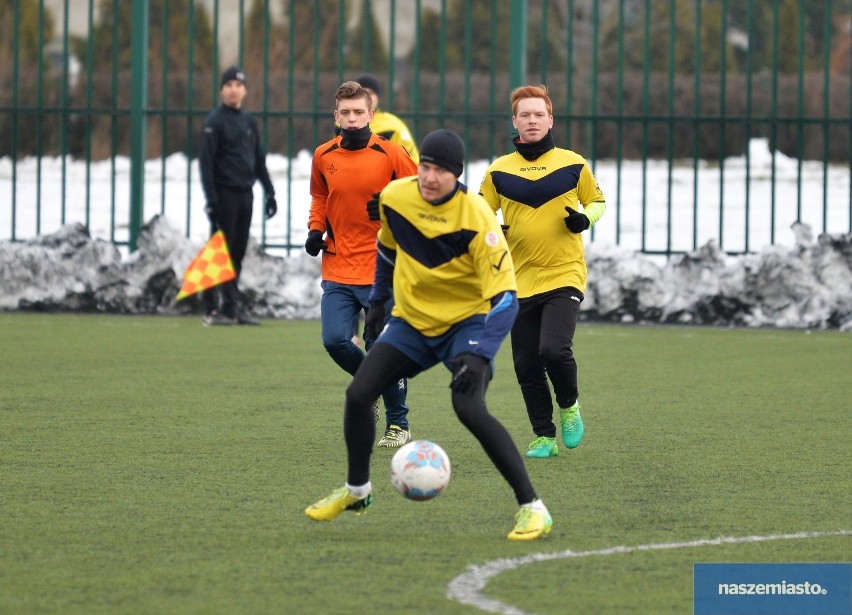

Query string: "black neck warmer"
[[513, 130, 555, 161], [340, 125, 372, 150]]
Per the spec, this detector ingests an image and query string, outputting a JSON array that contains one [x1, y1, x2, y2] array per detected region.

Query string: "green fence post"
[[11, 0, 21, 241], [129, 0, 149, 252], [37, 0, 45, 236], [60, 0, 70, 226], [509, 0, 527, 88]]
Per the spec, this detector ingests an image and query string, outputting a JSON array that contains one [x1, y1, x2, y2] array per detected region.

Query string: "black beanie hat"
[[355, 73, 381, 96], [220, 66, 247, 88], [419, 129, 465, 177]]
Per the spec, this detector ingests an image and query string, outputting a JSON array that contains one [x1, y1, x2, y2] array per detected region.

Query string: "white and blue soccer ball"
[[390, 440, 451, 501]]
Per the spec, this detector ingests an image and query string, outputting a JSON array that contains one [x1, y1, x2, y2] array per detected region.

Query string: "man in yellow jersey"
[[355, 73, 419, 162], [479, 84, 606, 459], [306, 129, 552, 541]]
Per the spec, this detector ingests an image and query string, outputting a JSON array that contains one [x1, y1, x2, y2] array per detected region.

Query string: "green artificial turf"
[[1, 314, 849, 614]]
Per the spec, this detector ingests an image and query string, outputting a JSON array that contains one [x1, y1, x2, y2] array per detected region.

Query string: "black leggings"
[[344, 342, 537, 505], [511, 287, 583, 438]]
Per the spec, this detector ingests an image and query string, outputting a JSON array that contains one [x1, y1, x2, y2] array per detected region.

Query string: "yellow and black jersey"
[[479, 148, 605, 297], [371, 110, 419, 163], [377, 177, 517, 337]]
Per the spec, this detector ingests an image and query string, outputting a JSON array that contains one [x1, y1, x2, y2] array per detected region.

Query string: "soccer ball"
[[390, 440, 451, 501]]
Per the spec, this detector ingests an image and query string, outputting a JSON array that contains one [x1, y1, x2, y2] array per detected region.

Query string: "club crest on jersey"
[[484, 231, 500, 247]]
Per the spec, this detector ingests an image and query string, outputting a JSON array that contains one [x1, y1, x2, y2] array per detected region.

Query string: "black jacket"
[[199, 104, 274, 204]]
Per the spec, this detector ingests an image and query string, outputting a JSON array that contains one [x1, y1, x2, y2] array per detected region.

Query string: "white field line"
[[446, 529, 852, 615]]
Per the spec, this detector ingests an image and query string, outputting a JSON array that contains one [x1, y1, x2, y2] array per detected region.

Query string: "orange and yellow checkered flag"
[[176, 230, 236, 300]]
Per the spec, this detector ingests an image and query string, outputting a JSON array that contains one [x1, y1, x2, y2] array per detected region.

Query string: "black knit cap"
[[220, 66, 247, 88], [419, 129, 465, 177], [355, 73, 381, 96]]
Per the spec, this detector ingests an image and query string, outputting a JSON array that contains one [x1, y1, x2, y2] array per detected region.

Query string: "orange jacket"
[[309, 134, 417, 284]]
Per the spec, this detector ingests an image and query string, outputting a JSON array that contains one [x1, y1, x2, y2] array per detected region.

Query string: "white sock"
[[346, 481, 372, 499], [522, 498, 548, 512]]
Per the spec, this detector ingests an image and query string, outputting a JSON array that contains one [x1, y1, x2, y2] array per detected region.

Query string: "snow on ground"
[[1, 139, 850, 329]]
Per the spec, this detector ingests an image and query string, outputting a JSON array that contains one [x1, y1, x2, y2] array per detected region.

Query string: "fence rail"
[[1, 0, 850, 255]]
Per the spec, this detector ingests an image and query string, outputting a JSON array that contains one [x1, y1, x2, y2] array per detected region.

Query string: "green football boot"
[[560, 401, 584, 449], [525, 435, 558, 458]]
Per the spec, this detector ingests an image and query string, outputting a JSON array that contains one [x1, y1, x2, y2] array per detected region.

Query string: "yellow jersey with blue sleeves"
[[377, 177, 517, 337], [478, 148, 605, 297]]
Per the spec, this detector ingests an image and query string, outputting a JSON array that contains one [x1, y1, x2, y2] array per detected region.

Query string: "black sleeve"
[[199, 113, 219, 204], [251, 116, 274, 196]]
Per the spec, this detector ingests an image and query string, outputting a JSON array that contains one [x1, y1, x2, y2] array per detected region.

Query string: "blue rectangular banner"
[[694, 562, 851, 615]]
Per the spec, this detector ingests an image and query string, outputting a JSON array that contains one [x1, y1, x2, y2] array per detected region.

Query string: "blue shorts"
[[377, 315, 492, 376]]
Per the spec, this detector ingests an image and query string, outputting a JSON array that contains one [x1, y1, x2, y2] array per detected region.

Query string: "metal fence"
[[1, 0, 850, 256]]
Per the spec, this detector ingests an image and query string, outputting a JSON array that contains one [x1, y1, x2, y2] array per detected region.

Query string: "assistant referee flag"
[[176, 230, 235, 300]]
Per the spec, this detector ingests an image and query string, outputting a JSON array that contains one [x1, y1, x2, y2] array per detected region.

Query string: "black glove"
[[449, 353, 491, 395], [364, 301, 387, 345], [500, 224, 510, 237], [304, 230, 327, 257], [204, 203, 218, 230], [564, 206, 590, 233], [366, 192, 381, 221], [265, 195, 277, 220]]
